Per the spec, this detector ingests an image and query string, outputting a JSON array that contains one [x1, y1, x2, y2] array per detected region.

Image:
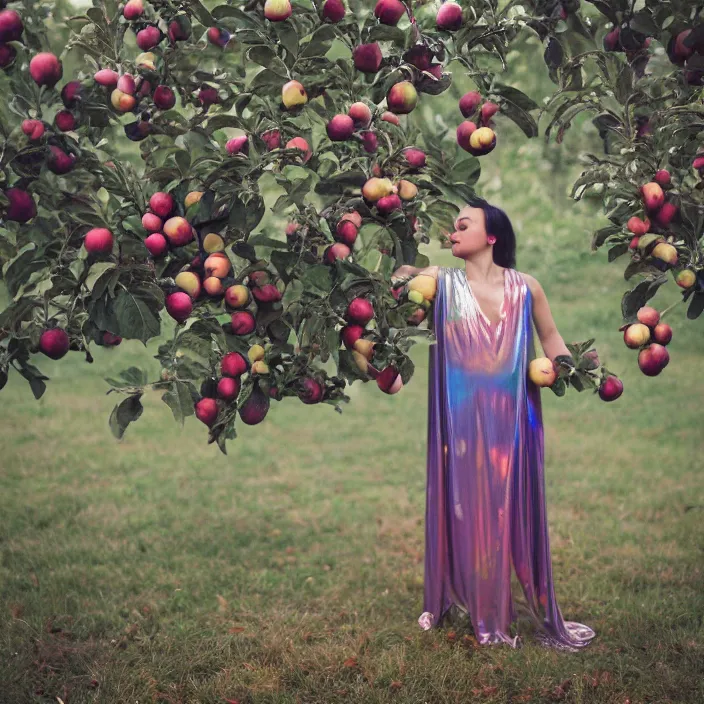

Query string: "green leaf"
[[247, 45, 288, 77], [275, 22, 299, 60], [299, 25, 336, 58], [492, 83, 540, 112], [113, 290, 161, 343], [109, 393, 144, 440], [16, 362, 48, 400], [301, 265, 333, 296], [162, 380, 197, 425]]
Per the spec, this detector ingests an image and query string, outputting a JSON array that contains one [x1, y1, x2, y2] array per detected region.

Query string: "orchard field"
[[2, 3, 704, 704]]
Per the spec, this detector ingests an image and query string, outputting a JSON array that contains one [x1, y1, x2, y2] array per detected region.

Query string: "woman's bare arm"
[[523, 273, 573, 362]]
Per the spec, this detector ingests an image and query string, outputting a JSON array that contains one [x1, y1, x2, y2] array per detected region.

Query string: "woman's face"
[[449, 206, 488, 259]]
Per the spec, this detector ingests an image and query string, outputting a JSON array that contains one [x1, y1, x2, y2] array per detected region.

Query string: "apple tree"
[[0, 0, 701, 451]]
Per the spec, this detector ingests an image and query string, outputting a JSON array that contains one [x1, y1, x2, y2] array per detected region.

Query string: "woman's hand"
[[391, 265, 417, 280]]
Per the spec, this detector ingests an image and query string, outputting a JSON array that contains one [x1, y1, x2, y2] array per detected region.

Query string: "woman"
[[394, 198, 596, 651]]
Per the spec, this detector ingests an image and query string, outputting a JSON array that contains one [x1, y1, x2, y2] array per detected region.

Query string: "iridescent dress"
[[419, 266, 596, 651]]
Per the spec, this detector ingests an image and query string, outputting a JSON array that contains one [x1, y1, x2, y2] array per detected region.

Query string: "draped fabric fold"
[[419, 267, 596, 651]]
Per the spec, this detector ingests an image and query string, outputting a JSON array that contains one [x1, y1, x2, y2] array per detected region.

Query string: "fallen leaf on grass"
[[390, 680, 403, 690], [343, 657, 358, 668], [216, 595, 228, 611], [228, 626, 245, 634]]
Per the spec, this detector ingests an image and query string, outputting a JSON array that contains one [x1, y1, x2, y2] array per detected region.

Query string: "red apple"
[[165, 292, 193, 322], [217, 376, 240, 401], [39, 328, 70, 360], [345, 297, 374, 326], [221, 351, 248, 377], [144, 233, 168, 257], [29, 52, 62, 87], [195, 397, 218, 426], [84, 228, 114, 254], [230, 310, 256, 335], [597, 375, 623, 401], [4, 187, 36, 222], [149, 191, 174, 218]]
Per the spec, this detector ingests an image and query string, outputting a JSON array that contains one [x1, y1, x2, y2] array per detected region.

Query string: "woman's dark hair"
[[467, 197, 517, 269]]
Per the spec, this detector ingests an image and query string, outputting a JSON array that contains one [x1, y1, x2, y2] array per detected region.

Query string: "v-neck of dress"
[[462, 267, 508, 332]]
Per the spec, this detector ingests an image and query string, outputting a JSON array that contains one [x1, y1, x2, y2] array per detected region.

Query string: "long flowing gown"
[[418, 266, 596, 651]]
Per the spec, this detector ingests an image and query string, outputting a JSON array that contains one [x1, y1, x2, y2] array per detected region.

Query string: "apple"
[[387, 81, 418, 114], [348, 102, 372, 128], [175, 271, 202, 299], [341, 324, 364, 349], [149, 192, 174, 218], [136, 25, 162, 51], [397, 179, 418, 200], [198, 85, 220, 109], [135, 52, 156, 70], [264, 0, 292, 21], [324, 243, 351, 264], [376, 194, 402, 215], [29, 52, 62, 87], [374, 0, 405, 26], [203, 276, 224, 296], [675, 269, 696, 289], [285, 136, 312, 162], [528, 357, 558, 387], [111, 88, 137, 112], [653, 201, 678, 228], [380, 111, 400, 125], [167, 16, 190, 43], [636, 305, 659, 328], [0, 44, 16, 68], [204, 252, 231, 278], [459, 91, 481, 117], [282, 80, 307, 108], [403, 147, 426, 168], [623, 323, 650, 348], [641, 181, 664, 213], [55, 110, 76, 132], [239, 382, 270, 425], [123, 0, 143, 20], [598, 375, 623, 402], [353, 43, 383, 73], [345, 297, 374, 326], [153, 85, 176, 110], [0, 9, 23, 42], [61, 81, 82, 108], [231, 310, 256, 335], [361, 131, 378, 153], [627, 216, 649, 235], [323, 0, 345, 22], [247, 344, 265, 363], [377, 365, 403, 394], [362, 177, 395, 202], [165, 292, 193, 322], [184, 191, 203, 209], [468, 126, 496, 154], [95, 68, 119, 87], [203, 233, 225, 253], [21, 119, 44, 141], [335, 219, 358, 247], [327, 114, 355, 141], [84, 228, 113, 255], [226, 135, 249, 155], [4, 187, 36, 222], [298, 377, 324, 404], [436, 1, 463, 30], [163, 217, 194, 247], [248, 271, 270, 287], [142, 213, 163, 233], [145, 233, 168, 257], [603, 27, 621, 52], [207, 27, 231, 47], [117, 73, 136, 94], [195, 397, 218, 426], [103, 332, 122, 346], [638, 343, 669, 376], [217, 376, 240, 401], [225, 284, 250, 308], [47, 146, 76, 174], [221, 352, 248, 378], [480, 101, 500, 125], [353, 338, 375, 360], [651, 242, 678, 268], [340, 211, 362, 228], [39, 328, 70, 360], [251, 360, 269, 375], [261, 129, 281, 150], [252, 284, 282, 303]]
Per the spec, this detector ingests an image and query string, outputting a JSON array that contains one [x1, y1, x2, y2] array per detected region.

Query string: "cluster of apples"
[[360, 174, 418, 218], [194, 344, 273, 428], [19, 79, 80, 144], [339, 297, 403, 394], [397, 273, 436, 326], [603, 24, 652, 61], [629, 175, 680, 270], [667, 27, 704, 85], [323, 210, 363, 264], [456, 91, 498, 157], [122, 0, 191, 50], [141, 189, 204, 260], [620, 305, 672, 377], [226, 130, 314, 165], [528, 352, 624, 402]]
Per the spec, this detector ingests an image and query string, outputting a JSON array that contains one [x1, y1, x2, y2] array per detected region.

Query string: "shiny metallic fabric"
[[420, 267, 596, 651]]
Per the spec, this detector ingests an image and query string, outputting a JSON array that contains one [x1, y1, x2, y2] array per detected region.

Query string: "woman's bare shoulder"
[[515, 270, 539, 296]]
